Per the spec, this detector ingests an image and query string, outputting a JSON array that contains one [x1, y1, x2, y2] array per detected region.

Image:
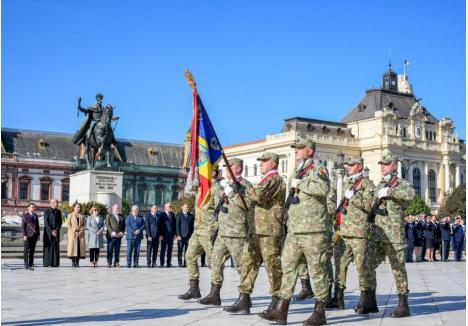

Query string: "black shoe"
[[151, 263, 156, 268], [159, 265, 164, 268], [147, 264, 151, 268], [201, 263, 206, 267], [127, 264, 132, 268], [167, 264, 173, 268], [134, 265, 140, 268]]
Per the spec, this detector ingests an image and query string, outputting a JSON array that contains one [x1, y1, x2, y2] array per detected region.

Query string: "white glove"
[[220, 179, 230, 188], [377, 187, 389, 199], [345, 189, 354, 199], [111, 231, 116, 237], [290, 178, 301, 189], [224, 186, 233, 196]]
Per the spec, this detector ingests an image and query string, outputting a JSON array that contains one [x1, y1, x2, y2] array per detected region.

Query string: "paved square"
[[1, 259, 465, 325]]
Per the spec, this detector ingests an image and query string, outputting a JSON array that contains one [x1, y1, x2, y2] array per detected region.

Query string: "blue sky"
[[2, 0, 466, 145]]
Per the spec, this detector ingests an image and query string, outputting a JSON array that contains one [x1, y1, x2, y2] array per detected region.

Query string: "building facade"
[[1, 129, 184, 215], [224, 67, 466, 211]]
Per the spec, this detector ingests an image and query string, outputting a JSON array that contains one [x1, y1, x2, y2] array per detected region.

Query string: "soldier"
[[328, 157, 378, 313], [198, 158, 252, 306], [370, 150, 415, 318], [224, 152, 286, 315], [295, 262, 314, 301], [260, 139, 331, 325], [178, 169, 222, 300]]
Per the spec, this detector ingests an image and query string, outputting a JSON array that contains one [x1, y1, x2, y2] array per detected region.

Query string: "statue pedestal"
[[69, 170, 124, 209]]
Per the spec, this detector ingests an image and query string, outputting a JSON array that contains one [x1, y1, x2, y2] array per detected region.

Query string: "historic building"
[[224, 66, 466, 211], [1, 128, 184, 215]]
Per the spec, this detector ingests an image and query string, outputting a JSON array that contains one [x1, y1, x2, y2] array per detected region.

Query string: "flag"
[[404, 60, 411, 66], [188, 88, 223, 208]]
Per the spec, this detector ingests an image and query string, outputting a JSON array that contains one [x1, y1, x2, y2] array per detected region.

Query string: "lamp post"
[[335, 149, 346, 207]]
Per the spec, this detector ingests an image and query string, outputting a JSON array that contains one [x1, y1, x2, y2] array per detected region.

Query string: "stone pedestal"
[[69, 170, 124, 209]]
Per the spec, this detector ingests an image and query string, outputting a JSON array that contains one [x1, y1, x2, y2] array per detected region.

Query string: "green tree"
[[121, 198, 131, 216], [404, 195, 431, 216], [68, 200, 109, 217], [439, 184, 466, 218], [171, 196, 195, 214]]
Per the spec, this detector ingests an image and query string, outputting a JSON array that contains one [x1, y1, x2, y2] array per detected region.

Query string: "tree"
[[439, 184, 466, 218], [121, 198, 130, 217], [67, 200, 109, 217], [171, 196, 195, 214], [405, 195, 431, 216]]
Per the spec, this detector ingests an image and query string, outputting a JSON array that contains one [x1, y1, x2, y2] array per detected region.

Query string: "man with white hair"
[[125, 205, 145, 268]]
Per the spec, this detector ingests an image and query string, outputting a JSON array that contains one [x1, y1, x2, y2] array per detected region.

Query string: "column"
[[336, 168, 344, 208], [408, 162, 413, 186], [423, 162, 429, 203], [455, 164, 460, 187], [444, 162, 450, 193], [397, 161, 402, 178]]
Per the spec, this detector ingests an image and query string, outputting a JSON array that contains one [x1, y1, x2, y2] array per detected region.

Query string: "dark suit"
[[440, 222, 452, 261], [145, 212, 163, 266], [126, 215, 145, 267], [433, 222, 441, 260], [405, 221, 415, 262], [176, 212, 194, 266], [105, 212, 126, 265], [22, 212, 40, 268], [452, 223, 464, 261], [160, 211, 176, 266]]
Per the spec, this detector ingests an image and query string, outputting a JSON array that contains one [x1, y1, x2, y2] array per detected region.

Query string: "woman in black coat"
[[424, 220, 436, 262]]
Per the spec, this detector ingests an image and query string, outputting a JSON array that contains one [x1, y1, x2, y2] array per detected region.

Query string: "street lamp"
[[337, 150, 345, 167]]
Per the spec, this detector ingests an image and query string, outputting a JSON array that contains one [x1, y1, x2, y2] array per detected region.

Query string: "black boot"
[[296, 279, 314, 301], [223, 293, 250, 314], [199, 283, 221, 306], [303, 300, 327, 326], [353, 291, 364, 313], [390, 294, 410, 318], [258, 295, 279, 319], [259, 298, 290, 325], [326, 285, 344, 309], [358, 289, 379, 314], [325, 284, 333, 308], [178, 279, 202, 300]]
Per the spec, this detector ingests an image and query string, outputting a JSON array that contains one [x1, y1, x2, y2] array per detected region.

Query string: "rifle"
[[214, 194, 229, 221], [367, 176, 399, 223], [283, 160, 313, 220]]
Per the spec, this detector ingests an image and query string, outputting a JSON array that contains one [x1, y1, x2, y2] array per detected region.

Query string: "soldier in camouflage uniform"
[[328, 157, 378, 313], [199, 158, 253, 306], [260, 139, 331, 326], [224, 152, 286, 315], [178, 169, 222, 300], [295, 262, 314, 301], [370, 150, 415, 318]]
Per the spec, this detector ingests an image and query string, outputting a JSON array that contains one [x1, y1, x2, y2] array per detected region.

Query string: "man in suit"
[[105, 203, 126, 268], [452, 216, 465, 262], [440, 216, 452, 261], [160, 202, 177, 267], [176, 203, 194, 267], [414, 215, 425, 262], [405, 216, 415, 262], [125, 205, 145, 268], [432, 215, 441, 261], [22, 203, 40, 270], [43, 199, 62, 267], [145, 205, 163, 268]]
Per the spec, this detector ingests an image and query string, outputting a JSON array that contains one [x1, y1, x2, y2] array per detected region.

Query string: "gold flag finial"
[[184, 69, 197, 89]]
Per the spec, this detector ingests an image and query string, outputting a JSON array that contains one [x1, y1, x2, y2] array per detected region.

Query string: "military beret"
[[291, 138, 316, 150], [378, 150, 399, 164], [344, 157, 364, 165], [223, 157, 243, 166]]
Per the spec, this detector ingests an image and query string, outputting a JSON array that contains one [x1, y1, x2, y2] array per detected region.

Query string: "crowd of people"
[[21, 199, 204, 270], [21, 141, 466, 326], [405, 214, 465, 263]]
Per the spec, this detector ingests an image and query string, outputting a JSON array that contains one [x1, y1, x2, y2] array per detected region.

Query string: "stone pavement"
[[1, 258, 465, 326]]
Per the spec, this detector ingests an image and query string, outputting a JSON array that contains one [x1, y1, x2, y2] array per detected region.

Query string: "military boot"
[[358, 290, 379, 314], [258, 295, 279, 319], [223, 293, 250, 314], [326, 285, 344, 309], [296, 279, 314, 301], [325, 284, 334, 308], [390, 294, 410, 318], [303, 300, 327, 326], [178, 279, 201, 300], [198, 283, 221, 306], [259, 298, 290, 325], [353, 290, 365, 313]]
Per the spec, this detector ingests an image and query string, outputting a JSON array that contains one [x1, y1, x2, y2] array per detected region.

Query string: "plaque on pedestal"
[[69, 170, 123, 209]]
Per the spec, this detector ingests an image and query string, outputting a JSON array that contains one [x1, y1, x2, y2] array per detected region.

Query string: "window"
[[43, 170, 50, 175], [61, 181, 70, 202], [155, 187, 163, 206], [253, 164, 257, 176], [416, 128, 421, 137], [137, 184, 147, 204], [1, 179, 7, 199], [434, 132, 437, 141], [40, 183, 50, 201], [428, 170, 436, 202], [425, 130, 429, 140], [402, 127, 407, 138], [413, 168, 421, 196], [172, 191, 179, 201], [19, 182, 29, 200], [401, 167, 406, 180], [461, 173, 465, 185], [245, 166, 249, 177]]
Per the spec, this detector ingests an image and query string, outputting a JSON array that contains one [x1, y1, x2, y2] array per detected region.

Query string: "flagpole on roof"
[[184, 70, 248, 212]]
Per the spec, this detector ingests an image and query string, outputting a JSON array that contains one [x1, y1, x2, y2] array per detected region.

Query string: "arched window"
[[413, 168, 421, 196], [40, 177, 53, 201], [61, 178, 70, 202], [428, 170, 436, 202], [401, 167, 406, 180]]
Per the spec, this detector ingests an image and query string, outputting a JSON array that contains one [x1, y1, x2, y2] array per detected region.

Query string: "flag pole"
[[184, 69, 248, 212]]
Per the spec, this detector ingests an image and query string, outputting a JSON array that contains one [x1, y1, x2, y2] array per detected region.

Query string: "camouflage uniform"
[[279, 159, 331, 302], [185, 181, 222, 280], [371, 176, 415, 294], [336, 174, 376, 291], [238, 158, 286, 296], [211, 176, 252, 285]]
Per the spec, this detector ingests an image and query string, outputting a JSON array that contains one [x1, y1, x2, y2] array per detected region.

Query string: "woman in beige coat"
[[66, 203, 86, 267]]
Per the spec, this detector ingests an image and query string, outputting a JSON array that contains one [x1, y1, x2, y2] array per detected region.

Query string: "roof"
[[1, 128, 183, 168], [281, 117, 353, 136], [341, 89, 438, 124]]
